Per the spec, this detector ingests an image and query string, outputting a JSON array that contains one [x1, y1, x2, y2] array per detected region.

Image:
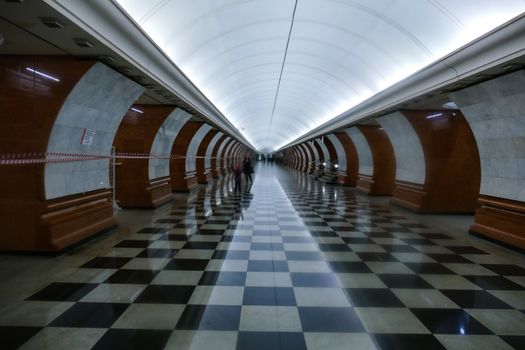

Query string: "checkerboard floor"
[[2, 164, 525, 349]]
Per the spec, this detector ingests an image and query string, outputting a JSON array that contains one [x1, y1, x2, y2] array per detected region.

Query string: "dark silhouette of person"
[[233, 164, 242, 193], [243, 156, 253, 191]]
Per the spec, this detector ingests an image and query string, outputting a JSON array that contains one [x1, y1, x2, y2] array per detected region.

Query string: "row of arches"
[[113, 106, 250, 208], [281, 69, 525, 252], [0, 56, 252, 252]]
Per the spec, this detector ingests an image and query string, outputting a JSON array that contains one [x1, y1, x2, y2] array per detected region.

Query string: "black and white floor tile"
[[1, 164, 525, 349]]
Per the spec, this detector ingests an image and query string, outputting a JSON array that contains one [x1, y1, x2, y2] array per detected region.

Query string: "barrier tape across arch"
[[0, 152, 235, 165]]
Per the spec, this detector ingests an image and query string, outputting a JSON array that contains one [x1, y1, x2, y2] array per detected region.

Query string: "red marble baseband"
[[337, 171, 356, 186], [212, 167, 222, 179], [186, 173, 198, 191], [173, 171, 199, 192], [470, 195, 525, 250], [198, 170, 213, 184], [391, 178, 478, 214], [356, 174, 391, 196], [117, 177, 173, 208], [146, 177, 173, 207], [390, 180, 426, 212], [37, 190, 117, 252]]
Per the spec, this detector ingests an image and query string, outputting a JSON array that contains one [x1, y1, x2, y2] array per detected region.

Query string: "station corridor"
[[2, 164, 525, 350]]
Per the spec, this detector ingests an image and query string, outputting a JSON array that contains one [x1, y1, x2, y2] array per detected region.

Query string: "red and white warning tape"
[[0, 152, 217, 166]]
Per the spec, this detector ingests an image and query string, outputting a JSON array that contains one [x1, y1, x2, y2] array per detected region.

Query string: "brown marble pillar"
[[170, 121, 203, 192]]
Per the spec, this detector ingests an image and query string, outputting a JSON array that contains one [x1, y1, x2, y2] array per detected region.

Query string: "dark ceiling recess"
[[98, 55, 115, 63], [73, 38, 93, 48], [5, 0, 24, 3], [39, 17, 65, 28], [118, 67, 132, 74]]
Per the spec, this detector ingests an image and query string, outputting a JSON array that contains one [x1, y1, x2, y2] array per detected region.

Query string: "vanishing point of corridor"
[[1, 164, 525, 350]]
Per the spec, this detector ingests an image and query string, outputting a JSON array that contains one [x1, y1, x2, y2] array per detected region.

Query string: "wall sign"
[[80, 128, 96, 145]]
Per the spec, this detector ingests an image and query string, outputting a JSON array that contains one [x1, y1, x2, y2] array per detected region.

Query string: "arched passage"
[[0, 57, 143, 252], [196, 129, 220, 184], [170, 121, 204, 192]]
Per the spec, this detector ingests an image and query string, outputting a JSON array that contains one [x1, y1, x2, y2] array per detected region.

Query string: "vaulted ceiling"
[[108, 1, 525, 151]]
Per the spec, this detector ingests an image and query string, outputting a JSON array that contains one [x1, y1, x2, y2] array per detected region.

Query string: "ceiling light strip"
[[265, 0, 299, 141]]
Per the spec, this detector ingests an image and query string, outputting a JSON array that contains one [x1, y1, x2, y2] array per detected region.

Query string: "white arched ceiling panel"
[[116, 0, 525, 151]]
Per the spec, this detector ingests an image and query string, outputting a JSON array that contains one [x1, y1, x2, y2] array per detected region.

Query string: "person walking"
[[243, 156, 253, 191]]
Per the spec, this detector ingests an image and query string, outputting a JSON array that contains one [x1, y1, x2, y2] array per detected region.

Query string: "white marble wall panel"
[[205, 132, 224, 169], [185, 124, 212, 173], [315, 138, 330, 164], [377, 112, 425, 184], [326, 134, 347, 171], [345, 127, 373, 176], [216, 137, 232, 168], [449, 69, 525, 202], [148, 108, 192, 179], [45, 62, 144, 199]]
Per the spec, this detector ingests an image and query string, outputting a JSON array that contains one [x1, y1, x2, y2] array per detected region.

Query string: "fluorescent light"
[[131, 107, 144, 114], [25, 67, 60, 82], [426, 113, 443, 119]]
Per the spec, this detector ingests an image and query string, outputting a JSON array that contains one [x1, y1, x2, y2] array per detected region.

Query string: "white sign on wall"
[[80, 128, 96, 145]]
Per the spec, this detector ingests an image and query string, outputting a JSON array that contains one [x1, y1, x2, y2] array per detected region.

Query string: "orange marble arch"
[[0, 56, 117, 252], [196, 129, 219, 184], [302, 142, 317, 173], [333, 132, 359, 186], [113, 105, 175, 208], [292, 146, 302, 170], [357, 125, 396, 196], [392, 110, 481, 213], [223, 140, 240, 175], [211, 136, 229, 178], [170, 121, 204, 192], [312, 140, 325, 175]]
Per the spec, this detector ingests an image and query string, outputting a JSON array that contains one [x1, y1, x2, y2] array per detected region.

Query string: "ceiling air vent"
[[503, 63, 521, 71], [98, 55, 115, 63], [475, 74, 490, 80], [40, 17, 64, 28], [118, 67, 132, 74], [73, 38, 93, 48]]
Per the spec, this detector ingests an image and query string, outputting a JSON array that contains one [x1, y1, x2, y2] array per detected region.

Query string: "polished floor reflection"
[[1, 164, 525, 350]]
